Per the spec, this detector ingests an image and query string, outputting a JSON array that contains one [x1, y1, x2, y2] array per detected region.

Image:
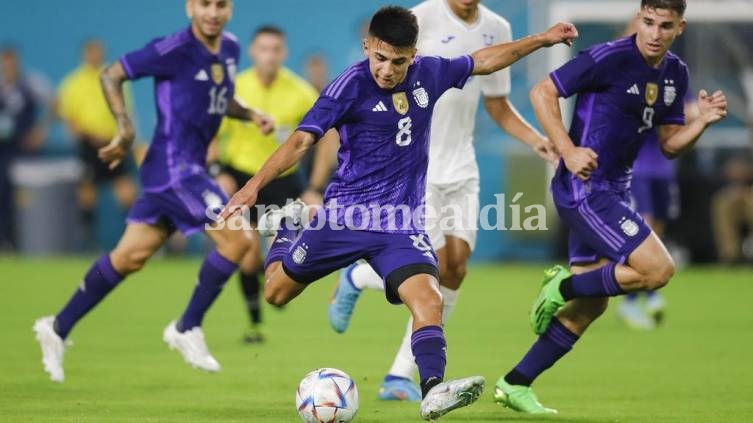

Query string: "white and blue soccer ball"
[[296, 368, 359, 423]]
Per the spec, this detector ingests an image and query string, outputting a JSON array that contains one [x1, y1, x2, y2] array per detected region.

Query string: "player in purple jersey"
[[493, 0, 728, 414], [33, 0, 274, 383], [620, 96, 697, 329], [221, 6, 577, 420]]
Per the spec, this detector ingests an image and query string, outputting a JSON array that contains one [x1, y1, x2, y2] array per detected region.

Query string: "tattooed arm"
[[98, 61, 135, 170], [471, 22, 578, 76], [226, 97, 275, 135]]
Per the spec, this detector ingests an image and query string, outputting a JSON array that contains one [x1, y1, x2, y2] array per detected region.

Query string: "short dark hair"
[[368, 6, 418, 48], [641, 0, 686, 16], [252, 25, 285, 41]]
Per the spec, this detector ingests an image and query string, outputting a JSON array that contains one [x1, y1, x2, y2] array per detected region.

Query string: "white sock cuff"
[[351, 262, 384, 291]]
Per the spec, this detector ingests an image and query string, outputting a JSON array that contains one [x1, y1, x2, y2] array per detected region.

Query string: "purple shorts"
[[281, 219, 439, 304], [556, 190, 652, 266], [127, 173, 227, 236], [630, 175, 677, 221]]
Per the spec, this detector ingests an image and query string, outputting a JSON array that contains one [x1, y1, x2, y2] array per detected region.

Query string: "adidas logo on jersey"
[[195, 69, 209, 81], [626, 84, 640, 95], [372, 101, 388, 112]]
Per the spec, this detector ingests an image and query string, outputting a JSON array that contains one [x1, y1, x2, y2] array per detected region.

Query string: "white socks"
[[386, 286, 460, 380], [350, 262, 385, 291]]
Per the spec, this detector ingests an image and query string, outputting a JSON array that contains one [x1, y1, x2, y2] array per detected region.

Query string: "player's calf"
[[556, 297, 608, 334]]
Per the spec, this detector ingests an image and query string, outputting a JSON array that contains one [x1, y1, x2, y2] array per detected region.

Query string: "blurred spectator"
[[57, 39, 138, 248], [303, 54, 329, 94], [711, 156, 753, 264], [0, 45, 49, 251]]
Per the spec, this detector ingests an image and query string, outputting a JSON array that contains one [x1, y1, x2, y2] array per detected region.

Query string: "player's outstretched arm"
[[221, 130, 316, 220], [660, 89, 727, 158], [484, 96, 559, 165], [226, 97, 275, 135], [471, 22, 578, 76], [99, 62, 135, 170], [301, 129, 339, 206], [530, 77, 597, 180]]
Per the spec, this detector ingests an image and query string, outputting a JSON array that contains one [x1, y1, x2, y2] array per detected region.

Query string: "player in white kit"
[[328, 0, 558, 401]]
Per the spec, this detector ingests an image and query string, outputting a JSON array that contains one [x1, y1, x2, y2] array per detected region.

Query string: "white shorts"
[[425, 179, 480, 252]]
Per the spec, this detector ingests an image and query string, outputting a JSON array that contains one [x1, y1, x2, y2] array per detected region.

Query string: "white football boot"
[[420, 376, 485, 420], [33, 316, 67, 383], [257, 199, 306, 237], [163, 320, 221, 372]]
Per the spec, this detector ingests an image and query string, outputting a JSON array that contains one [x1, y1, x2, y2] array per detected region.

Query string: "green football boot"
[[493, 377, 557, 414], [530, 265, 570, 335]]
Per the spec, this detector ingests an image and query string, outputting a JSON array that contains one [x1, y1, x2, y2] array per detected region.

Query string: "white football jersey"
[[412, 0, 512, 184]]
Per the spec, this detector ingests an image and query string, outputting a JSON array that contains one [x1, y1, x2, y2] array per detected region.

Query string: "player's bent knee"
[[264, 290, 287, 306], [647, 259, 675, 290], [264, 284, 292, 306], [115, 249, 151, 274]]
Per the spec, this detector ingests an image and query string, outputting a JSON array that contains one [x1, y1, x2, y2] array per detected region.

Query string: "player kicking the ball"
[[223, 6, 577, 420]]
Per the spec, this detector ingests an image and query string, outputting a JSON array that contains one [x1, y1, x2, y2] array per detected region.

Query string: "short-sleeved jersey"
[[120, 27, 240, 191], [550, 35, 688, 207], [413, 0, 511, 184], [216, 67, 318, 176], [297, 55, 474, 233]]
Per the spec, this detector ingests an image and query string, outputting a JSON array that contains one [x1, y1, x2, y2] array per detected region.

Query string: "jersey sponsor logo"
[[292, 242, 309, 264], [211, 63, 225, 85], [372, 100, 388, 112], [392, 92, 409, 115], [412, 87, 429, 108], [482, 34, 495, 46], [645, 82, 658, 106], [440, 35, 455, 44], [626, 83, 640, 95], [620, 217, 639, 237], [195, 69, 209, 81]]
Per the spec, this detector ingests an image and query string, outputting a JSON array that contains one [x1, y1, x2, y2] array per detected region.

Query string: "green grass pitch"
[[1, 257, 752, 422]]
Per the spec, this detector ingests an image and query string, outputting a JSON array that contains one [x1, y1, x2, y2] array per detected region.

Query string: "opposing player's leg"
[[34, 222, 168, 382], [531, 193, 675, 334]]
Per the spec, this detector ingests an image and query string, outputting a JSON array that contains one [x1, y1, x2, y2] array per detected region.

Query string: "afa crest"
[[413, 87, 429, 108], [392, 92, 409, 115], [645, 82, 658, 106], [211, 63, 225, 85]]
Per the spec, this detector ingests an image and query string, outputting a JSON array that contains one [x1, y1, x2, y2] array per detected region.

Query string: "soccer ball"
[[296, 368, 359, 423]]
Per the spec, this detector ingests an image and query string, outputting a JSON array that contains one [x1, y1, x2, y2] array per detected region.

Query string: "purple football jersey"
[[297, 55, 473, 233], [120, 27, 240, 191], [549, 35, 688, 207], [631, 130, 675, 179]]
